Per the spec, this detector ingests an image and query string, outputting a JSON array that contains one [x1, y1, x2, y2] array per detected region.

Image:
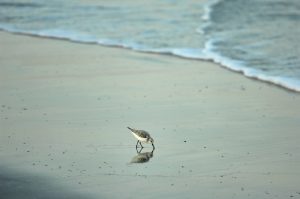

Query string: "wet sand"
[[0, 167, 93, 199], [1, 31, 300, 199]]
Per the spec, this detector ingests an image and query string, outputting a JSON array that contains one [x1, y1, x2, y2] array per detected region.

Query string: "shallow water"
[[1, 0, 299, 91]]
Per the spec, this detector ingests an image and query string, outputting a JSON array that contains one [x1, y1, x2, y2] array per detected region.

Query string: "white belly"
[[131, 132, 148, 143]]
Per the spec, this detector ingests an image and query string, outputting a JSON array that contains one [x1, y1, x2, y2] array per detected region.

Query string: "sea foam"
[[1, 0, 299, 92]]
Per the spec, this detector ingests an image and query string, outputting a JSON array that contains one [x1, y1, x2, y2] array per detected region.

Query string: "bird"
[[127, 127, 155, 149]]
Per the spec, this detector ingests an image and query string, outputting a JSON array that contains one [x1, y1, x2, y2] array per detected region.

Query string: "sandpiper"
[[127, 127, 155, 149]]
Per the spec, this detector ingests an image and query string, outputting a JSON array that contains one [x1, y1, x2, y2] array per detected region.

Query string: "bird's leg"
[[137, 147, 143, 153], [139, 142, 144, 148], [136, 146, 142, 153], [151, 147, 155, 154], [152, 143, 155, 150], [136, 140, 140, 148]]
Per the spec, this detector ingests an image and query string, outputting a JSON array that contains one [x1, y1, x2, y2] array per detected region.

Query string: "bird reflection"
[[130, 147, 155, 164]]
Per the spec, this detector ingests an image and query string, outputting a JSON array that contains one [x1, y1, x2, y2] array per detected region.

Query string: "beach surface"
[[1, 31, 300, 199]]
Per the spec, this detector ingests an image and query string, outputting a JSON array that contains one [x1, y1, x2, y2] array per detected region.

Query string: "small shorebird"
[[127, 127, 155, 149]]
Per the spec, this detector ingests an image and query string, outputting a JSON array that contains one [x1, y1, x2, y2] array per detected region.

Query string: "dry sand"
[[1, 31, 300, 199]]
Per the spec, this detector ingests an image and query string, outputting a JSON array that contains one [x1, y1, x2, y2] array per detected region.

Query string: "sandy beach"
[[1, 31, 300, 198]]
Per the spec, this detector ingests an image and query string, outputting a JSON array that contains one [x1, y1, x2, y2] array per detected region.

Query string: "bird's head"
[[149, 137, 154, 144]]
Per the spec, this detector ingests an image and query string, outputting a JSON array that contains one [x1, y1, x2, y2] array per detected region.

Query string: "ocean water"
[[1, 0, 299, 91]]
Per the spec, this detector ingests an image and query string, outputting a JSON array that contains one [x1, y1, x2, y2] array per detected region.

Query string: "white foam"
[[202, 0, 222, 21], [1, 24, 300, 92], [244, 70, 300, 92], [145, 48, 206, 59], [196, 0, 300, 92], [0, 24, 98, 44], [202, 39, 300, 92], [0, 24, 30, 34]]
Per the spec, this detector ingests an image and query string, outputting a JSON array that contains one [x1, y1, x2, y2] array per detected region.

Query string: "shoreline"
[[1, 30, 300, 199], [1, 29, 299, 93]]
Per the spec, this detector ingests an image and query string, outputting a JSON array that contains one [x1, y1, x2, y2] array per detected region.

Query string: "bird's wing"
[[134, 130, 149, 138]]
